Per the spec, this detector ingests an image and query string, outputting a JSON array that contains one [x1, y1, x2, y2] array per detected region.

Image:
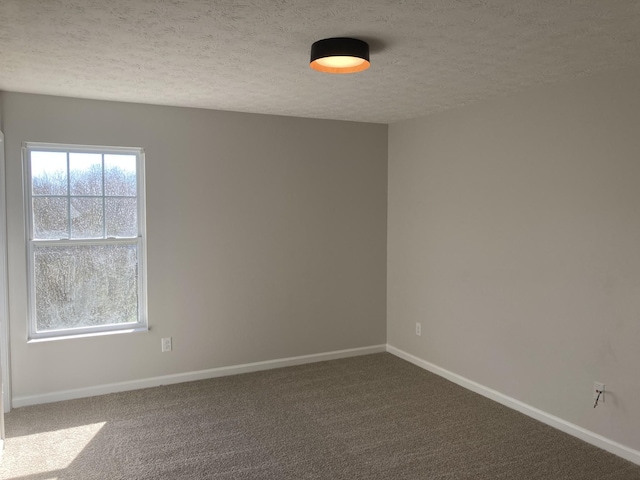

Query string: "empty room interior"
[[1, 1, 640, 478]]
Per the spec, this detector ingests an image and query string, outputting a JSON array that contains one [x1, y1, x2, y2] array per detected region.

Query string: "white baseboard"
[[386, 344, 640, 466], [12, 344, 386, 408]]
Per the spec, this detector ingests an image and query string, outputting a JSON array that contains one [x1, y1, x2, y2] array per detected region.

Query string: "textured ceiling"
[[1, 1, 639, 124]]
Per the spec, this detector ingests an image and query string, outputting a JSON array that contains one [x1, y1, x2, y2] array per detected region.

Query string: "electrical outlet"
[[415, 322, 421, 336], [594, 382, 605, 402], [161, 337, 172, 352]]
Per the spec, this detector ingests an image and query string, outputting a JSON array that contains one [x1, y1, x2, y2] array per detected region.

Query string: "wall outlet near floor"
[[415, 322, 421, 336], [594, 382, 605, 402], [161, 337, 172, 352]]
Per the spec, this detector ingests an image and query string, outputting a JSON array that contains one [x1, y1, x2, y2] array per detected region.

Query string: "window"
[[24, 143, 147, 340]]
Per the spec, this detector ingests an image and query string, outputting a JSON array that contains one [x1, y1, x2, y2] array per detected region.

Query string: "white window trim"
[[23, 142, 148, 341], [0, 131, 12, 412]]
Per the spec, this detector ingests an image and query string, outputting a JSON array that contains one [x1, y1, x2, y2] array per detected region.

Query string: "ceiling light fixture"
[[310, 37, 370, 74]]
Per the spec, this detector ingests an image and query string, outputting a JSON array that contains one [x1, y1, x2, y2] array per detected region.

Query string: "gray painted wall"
[[3, 93, 388, 399], [0, 90, 5, 429], [388, 67, 640, 451]]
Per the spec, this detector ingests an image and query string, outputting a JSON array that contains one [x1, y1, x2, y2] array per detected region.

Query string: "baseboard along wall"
[[11, 344, 386, 409], [386, 344, 640, 467]]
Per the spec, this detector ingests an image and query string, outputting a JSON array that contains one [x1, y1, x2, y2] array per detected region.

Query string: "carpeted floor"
[[1, 353, 640, 479]]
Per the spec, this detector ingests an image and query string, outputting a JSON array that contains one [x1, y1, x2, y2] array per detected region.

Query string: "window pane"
[[33, 197, 69, 239], [105, 198, 137, 237], [70, 153, 103, 195], [31, 151, 68, 195], [104, 198, 138, 238], [71, 198, 103, 239], [105, 154, 137, 196], [33, 244, 139, 332]]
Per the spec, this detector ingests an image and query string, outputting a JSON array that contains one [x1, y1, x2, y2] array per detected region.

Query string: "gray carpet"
[[2, 353, 640, 479]]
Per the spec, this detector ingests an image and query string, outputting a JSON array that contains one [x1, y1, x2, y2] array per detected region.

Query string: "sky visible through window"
[[31, 151, 137, 178]]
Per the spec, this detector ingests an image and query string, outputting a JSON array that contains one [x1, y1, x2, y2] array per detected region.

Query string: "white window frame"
[[23, 142, 148, 340]]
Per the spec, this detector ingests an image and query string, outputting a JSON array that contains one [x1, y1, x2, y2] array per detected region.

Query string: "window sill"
[[27, 326, 149, 343]]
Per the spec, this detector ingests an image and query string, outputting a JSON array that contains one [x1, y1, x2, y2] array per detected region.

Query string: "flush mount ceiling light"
[[310, 37, 370, 74]]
